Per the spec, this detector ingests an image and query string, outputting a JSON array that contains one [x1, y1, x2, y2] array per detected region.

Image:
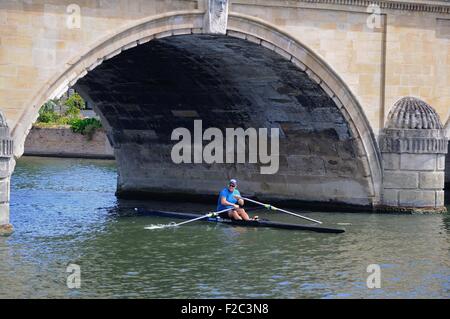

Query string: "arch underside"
[[75, 34, 374, 206]]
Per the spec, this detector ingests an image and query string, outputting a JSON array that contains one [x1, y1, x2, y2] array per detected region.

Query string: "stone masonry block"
[[319, 81, 335, 98], [0, 203, 9, 225], [382, 189, 399, 206], [245, 34, 261, 45], [291, 57, 307, 71], [436, 191, 444, 206], [383, 153, 400, 170], [274, 47, 291, 61], [332, 96, 343, 109], [437, 154, 445, 170], [261, 40, 275, 51], [0, 159, 12, 179], [399, 190, 436, 207], [400, 153, 436, 171], [305, 69, 321, 84], [384, 171, 418, 189], [0, 178, 9, 204], [419, 172, 444, 189], [227, 30, 246, 40]]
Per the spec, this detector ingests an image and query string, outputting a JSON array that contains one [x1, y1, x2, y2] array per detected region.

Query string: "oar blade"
[[237, 196, 323, 224]]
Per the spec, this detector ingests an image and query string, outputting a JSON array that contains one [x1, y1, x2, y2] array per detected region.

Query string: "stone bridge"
[[1, 0, 449, 233]]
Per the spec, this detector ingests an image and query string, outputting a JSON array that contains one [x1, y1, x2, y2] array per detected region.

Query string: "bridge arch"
[[12, 11, 382, 206]]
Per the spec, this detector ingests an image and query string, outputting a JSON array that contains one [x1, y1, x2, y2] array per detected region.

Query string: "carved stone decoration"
[[386, 96, 443, 130], [445, 117, 450, 139], [204, 0, 229, 34], [379, 97, 448, 213], [381, 97, 448, 154], [0, 110, 13, 159], [0, 109, 14, 236]]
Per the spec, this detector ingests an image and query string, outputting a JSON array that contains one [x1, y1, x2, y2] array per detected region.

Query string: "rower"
[[216, 179, 258, 221]]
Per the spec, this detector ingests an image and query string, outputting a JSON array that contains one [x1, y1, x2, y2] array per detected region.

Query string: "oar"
[[169, 207, 233, 227], [235, 196, 322, 224]]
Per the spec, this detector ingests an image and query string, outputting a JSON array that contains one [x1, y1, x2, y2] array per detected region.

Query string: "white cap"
[[229, 179, 237, 186]]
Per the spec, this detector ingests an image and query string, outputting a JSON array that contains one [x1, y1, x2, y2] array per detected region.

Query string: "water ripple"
[[0, 157, 449, 298]]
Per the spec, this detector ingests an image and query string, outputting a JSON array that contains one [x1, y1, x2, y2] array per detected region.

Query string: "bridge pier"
[[0, 112, 14, 236], [380, 97, 448, 213], [446, 119, 450, 192]]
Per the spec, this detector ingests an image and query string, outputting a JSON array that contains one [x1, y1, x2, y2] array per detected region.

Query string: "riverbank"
[[24, 126, 114, 159]]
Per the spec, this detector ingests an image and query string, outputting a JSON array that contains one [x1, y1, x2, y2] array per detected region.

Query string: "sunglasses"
[[229, 184, 236, 187]]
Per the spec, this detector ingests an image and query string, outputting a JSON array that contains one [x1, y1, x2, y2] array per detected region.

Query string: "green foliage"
[[64, 93, 85, 118], [70, 118, 102, 140], [37, 100, 60, 123], [55, 116, 76, 125], [40, 99, 58, 113], [37, 93, 102, 139], [37, 93, 89, 128], [37, 111, 59, 123]]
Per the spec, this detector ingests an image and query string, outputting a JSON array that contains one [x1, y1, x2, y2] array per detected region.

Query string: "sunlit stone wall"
[[380, 97, 448, 212]]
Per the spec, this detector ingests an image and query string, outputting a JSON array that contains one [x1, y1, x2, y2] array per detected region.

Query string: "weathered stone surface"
[[204, 0, 229, 34], [386, 97, 443, 130], [437, 154, 446, 170], [77, 35, 373, 207], [24, 127, 114, 159], [380, 129, 448, 154], [384, 171, 418, 189], [436, 190, 444, 206], [444, 142, 450, 188], [0, 110, 13, 226], [1, 1, 450, 213], [0, 158, 13, 179], [400, 153, 437, 171], [383, 153, 400, 170], [0, 223, 13, 237], [375, 205, 447, 214], [419, 172, 444, 189], [0, 178, 9, 203], [380, 96, 447, 211], [285, 155, 326, 175], [381, 189, 399, 206], [399, 190, 436, 207], [0, 202, 9, 225]]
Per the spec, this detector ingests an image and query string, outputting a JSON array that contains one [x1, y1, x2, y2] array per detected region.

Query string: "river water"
[[0, 156, 449, 298]]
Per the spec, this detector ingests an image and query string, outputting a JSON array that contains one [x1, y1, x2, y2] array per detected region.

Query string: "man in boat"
[[216, 179, 258, 221]]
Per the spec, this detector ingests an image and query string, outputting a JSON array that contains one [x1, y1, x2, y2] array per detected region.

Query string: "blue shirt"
[[217, 187, 241, 211]]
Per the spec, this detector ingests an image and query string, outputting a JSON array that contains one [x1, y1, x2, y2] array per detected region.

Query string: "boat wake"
[[144, 222, 178, 230]]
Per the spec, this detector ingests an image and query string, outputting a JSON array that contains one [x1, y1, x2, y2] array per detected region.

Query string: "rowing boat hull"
[[136, 209, 345, 234]]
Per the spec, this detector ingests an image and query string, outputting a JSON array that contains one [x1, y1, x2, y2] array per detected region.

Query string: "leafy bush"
[[37, 93, 88, 126], [37, 111, 59, 123], [37, 94, 103, 140], [70, 118, 102, 140], [64, 93, 85, 118], [37, 100, 60, 123], [40, 100, 58, 113]]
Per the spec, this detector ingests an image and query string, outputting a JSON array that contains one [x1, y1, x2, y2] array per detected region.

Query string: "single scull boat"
[[136, 208, 345, 234]]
